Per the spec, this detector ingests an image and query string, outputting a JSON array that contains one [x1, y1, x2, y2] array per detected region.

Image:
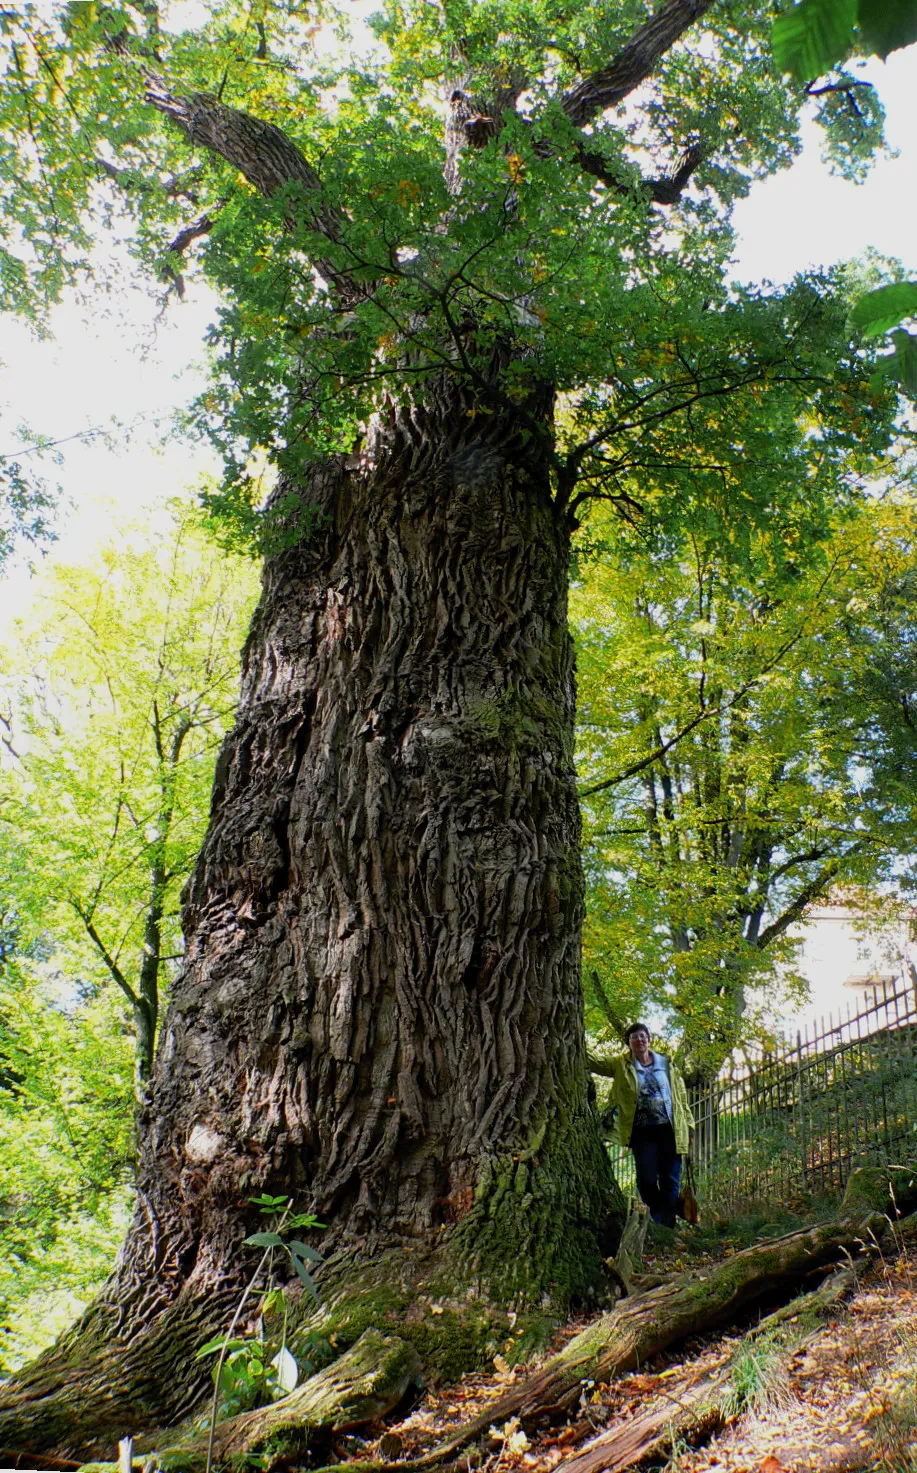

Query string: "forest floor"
[[337, 1214, 917, 1473]]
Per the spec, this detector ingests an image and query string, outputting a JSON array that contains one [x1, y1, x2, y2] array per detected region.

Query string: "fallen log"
[[555, 1265, 857, 1473], [420, 1215, 881, 1460], [213, 1328, 421, 1464], [125, 1167, 917, 1473]]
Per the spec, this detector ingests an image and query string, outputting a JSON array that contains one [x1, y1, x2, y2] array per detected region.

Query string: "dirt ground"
[[346, 1225, 917, 1473]]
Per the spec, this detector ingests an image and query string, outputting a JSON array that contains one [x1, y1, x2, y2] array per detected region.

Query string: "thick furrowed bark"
[[133, 379, 616, 1270], [0, 377, 621, 1458]]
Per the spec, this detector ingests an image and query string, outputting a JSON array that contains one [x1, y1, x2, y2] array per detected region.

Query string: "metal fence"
[[608, 980, 917, 1214]]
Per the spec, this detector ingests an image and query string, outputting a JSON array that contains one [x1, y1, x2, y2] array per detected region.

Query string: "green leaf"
[[857, 0, 917, 57], [286, 1213, 325, 1231], [879, 330, 917, 393], [287, 1240, 323, 1263], [288, 1253, 319, 1301], [243, 1230, 285, 1248], [849, 282, 917, 337], [249, 1193, 289, 1211], [196, 1335, 249, 1359], [773, 0, 857, 79]]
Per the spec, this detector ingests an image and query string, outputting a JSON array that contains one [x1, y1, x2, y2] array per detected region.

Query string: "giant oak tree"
[[0, 0, 908, 1456]]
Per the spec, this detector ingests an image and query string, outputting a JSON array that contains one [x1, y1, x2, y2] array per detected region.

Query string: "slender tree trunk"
[[0, 375, 621, 1457], [133, 861, 165, 1086]]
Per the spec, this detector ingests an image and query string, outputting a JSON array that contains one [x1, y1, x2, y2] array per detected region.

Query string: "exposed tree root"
[[19, 1167, 917, 1470], [389, 1216, 885, 1466], [0, 1236, 573, 1463], [0, 1285, 237, 1461]]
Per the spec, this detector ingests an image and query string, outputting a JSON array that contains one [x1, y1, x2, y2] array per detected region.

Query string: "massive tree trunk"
[[0, 375, 621, 1458]]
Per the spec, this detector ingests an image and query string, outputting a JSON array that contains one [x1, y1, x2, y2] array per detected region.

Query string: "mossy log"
[[150, 1330, 421, 1472], [557, 1266, 857, 1473], [839, 1162, 917, 1218]]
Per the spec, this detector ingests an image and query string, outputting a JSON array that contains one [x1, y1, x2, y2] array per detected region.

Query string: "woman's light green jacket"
[[608, 1050, 695, 1155]]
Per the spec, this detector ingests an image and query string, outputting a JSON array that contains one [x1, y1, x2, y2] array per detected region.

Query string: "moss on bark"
[[445, 1112, 622, 1310]]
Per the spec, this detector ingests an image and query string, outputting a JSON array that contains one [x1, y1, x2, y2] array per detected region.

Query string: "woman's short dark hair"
[[624, 1021, 650, 1043]]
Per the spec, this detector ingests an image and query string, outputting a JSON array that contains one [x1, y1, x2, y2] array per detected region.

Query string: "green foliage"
[[575, 489, 917, 1072], [243, 1198, 324, 1303], [0, 511, 256, 1362], [198, 1198, 324, 1436], [196, 1334, 288, 1417], [0, 417, 59, 571], [773, 0, 859, 82], [858, 0, 917, 59], [0, 0, 907, 543], [849, 275, 917, 389], [0, 949, 134, 1369], [0, 506, 258, 1081], [851, 282, 917, 338], [770, 1, 917, 368]]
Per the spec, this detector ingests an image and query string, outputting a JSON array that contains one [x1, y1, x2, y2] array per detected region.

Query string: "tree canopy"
[[0, 0, 909, 544]]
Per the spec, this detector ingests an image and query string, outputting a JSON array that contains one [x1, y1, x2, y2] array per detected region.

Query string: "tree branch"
[[588, 970, 629, 1042], [94, 154, 203, 203], [754, 854, 861, 950], [159, 212, 217, 300], [72, 904, 140, 1009], [805, 79, 873, 98], [576, 140, 704, 204], [143, 77, 360, 302], [560, 0, 718, 129]]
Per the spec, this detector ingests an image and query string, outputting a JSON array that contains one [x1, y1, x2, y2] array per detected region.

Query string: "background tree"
[[0, 511, 256, 1371], [0, 898, 134, 1373], [0, 415, 59, 571], [0, 507, 258, 1084], [575, 487, 917, 1077], [820, 494, 917, 875], [0, 0, 911, 1457]]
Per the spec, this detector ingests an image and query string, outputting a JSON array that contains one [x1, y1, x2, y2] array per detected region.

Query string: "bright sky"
[[1, 44, 917, 609]]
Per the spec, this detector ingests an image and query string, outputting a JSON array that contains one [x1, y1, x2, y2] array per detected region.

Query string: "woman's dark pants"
[[630, 1122, 682, 1228]]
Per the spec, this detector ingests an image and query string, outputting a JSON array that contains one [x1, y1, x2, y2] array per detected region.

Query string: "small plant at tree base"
[[197, 1196, 324, 1473]]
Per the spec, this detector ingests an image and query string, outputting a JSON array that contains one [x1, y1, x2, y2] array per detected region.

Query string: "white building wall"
[[776, 904, 917, 1037]]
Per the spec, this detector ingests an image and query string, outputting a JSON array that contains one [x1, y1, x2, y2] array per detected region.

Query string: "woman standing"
[[609, 1023, 695, 1229]]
